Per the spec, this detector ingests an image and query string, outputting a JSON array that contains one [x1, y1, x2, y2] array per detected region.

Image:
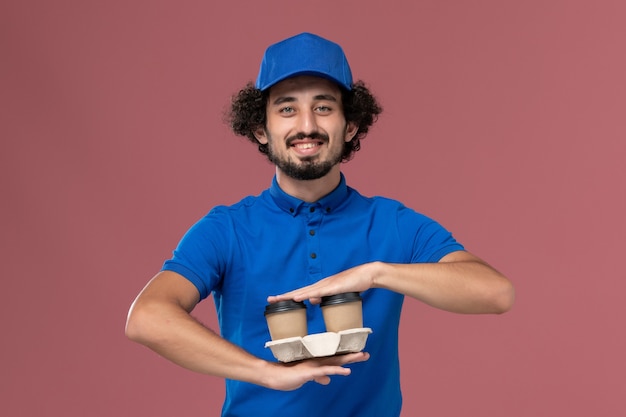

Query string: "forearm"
[[268, 251, 514, 314], [126, 298, 270, 385], [371, 255, 514, 314]]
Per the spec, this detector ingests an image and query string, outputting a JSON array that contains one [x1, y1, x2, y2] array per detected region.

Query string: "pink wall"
[[2, 1, 624, 416]]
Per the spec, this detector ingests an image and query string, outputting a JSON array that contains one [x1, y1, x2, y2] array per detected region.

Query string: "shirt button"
[[310, 253, 317, 259], [326, 207, 331, 213], [289, 208, 294, 213], [309, 207, 315, 213], [309, 230, 315, 236]]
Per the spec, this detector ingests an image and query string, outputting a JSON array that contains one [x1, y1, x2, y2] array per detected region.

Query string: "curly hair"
[[226, 80, 382, 162]]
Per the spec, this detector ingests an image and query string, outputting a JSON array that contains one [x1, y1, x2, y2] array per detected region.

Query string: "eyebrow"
[[271, 94, 338, 106]]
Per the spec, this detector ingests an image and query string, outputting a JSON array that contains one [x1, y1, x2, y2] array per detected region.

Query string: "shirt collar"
[[269, 173, 349, 216]]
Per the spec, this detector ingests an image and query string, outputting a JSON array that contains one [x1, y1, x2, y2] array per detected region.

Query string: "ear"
[[344, 122, 358, 142], [253, 126, 268, 145]]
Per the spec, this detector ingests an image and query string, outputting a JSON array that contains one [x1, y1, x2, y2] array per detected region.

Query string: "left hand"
[[267, 262, 379, 304]]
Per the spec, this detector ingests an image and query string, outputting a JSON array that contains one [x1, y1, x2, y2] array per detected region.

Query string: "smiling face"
[[254, 76, 357, 181]]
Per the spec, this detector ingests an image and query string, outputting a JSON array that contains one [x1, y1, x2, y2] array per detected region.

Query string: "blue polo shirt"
[[163, 174, 463, 417]]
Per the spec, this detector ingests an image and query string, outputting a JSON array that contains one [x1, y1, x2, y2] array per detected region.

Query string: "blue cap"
[[255, 33, 353, 91]]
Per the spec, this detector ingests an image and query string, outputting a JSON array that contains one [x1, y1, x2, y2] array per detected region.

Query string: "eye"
[[279, 106, 295, 114], [315, 105, 332, 113]]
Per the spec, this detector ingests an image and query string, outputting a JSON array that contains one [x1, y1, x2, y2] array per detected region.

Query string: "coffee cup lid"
[[320, 292, 362, 307], [264, 300, 307, 315]]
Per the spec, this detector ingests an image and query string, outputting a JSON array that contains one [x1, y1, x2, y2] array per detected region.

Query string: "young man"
[[126, 32, 514, 417]]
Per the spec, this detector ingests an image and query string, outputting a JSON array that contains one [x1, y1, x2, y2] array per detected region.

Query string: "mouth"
[[289, 138, 325, 156], [291, 141, 323, 150]]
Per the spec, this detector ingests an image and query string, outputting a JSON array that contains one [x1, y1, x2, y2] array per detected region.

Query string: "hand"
[[264, 351, 370, 391], [267, 262, 379, 304]]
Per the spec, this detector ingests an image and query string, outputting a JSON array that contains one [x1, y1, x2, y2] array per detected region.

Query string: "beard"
[[266, 131, 344, 181]]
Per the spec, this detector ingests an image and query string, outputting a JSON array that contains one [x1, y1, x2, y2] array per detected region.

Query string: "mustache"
[[286, 131, 329, 145]]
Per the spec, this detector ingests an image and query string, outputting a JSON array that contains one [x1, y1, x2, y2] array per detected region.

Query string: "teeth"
[[294, 143, 318, 149]]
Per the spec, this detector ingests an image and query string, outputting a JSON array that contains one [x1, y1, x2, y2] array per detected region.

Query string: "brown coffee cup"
[[320, 292, 363, 333], [264, 300, 308, 340]]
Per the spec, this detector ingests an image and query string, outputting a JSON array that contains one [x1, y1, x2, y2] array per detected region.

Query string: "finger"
[[267, 278, 345, 303], [282, 286, 330, 302], [267, 293, 287, 303], [267, 289, 316, 303], [313, 365, 351, 378], [309, 296, 322, 304], [313, 375, 331, 385], [267, 287, 309, 302], [324, 351, 370, 366], [314, 352, 370, 369], [302, 354, 370, 386]]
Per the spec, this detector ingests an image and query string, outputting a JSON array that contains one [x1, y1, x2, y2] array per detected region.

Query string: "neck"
[[275, 166, 342, 203]]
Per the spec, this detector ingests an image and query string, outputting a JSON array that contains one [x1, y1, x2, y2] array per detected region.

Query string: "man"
[[126, 32, 514, 416]]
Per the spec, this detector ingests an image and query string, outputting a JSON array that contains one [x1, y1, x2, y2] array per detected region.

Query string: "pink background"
[[2, 1, 624, 416]]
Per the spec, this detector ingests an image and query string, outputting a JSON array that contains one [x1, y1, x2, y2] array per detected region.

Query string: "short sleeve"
[[161, 207, 232, 300], [396, 206, 464, 263]]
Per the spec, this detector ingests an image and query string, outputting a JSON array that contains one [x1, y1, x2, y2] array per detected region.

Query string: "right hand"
[[263, 351, 370, 391]]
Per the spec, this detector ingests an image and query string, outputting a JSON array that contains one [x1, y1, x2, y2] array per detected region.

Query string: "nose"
[[297, 109, 318, 135]]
